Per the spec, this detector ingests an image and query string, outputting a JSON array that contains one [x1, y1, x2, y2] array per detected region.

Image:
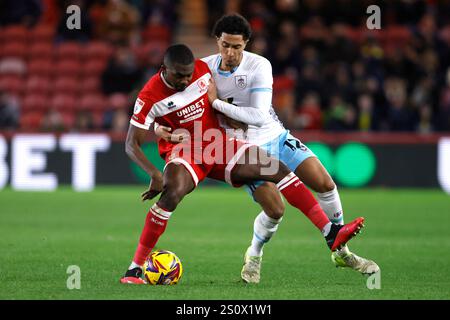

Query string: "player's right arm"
[[125, 124, 163, 201]]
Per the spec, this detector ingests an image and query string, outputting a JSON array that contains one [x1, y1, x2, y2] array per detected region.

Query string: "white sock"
[[248, 211, 282, 257], [128, 261, 142, 270], [321, 222, 332, 237], [317, 186, 344, 225]]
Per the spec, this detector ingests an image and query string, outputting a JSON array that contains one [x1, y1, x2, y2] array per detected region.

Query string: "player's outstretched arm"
[[207, 77, 268, 127], [154, 123, 189, 143], [125, 124, 163, 201]]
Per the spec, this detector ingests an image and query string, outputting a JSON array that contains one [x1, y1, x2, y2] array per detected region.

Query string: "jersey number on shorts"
[[284, 138, 307, 152]]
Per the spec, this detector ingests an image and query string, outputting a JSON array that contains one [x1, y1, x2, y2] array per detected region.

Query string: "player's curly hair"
[[163, 44, 194, 66], [212, 13, 252, 41]]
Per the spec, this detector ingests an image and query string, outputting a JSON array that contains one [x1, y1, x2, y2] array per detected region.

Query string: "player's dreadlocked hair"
[[163, 44, 195, 66], [212, 13, 252, 41]]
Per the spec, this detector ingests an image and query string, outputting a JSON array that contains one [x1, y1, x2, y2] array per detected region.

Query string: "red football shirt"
[[130, 60, 222, 157]]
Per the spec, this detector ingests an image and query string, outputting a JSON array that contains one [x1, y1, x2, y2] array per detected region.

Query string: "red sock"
[[277, 173, 330, 231], [132, 204, 172, 266]]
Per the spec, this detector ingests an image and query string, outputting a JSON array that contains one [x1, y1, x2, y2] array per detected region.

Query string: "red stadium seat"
[[79, 76, 100, 94], [28, 43, 54, 60], [0, 74, 24, 96], [25, 76, 51, 95], [55, 42, 82, 61], [78, 94, 107, 111], [1, 42, 28, 59], [20, 111, 44, 131], [22, 94, 49, 112], [49, 94, 77, 111], [55, 60, 83, 76], [29, 24, 55, 43], [61, 111, 76, 127], [83, 41, 113, 60], [27, 59, 54, 77], [82, 59, 107, 76], [2, 25, 28, 43], [142, 25, 171, 43], [54, 76, 79, 95]]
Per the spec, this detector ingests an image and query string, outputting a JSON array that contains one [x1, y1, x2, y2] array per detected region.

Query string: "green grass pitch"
[[1, 186, 449, 300]]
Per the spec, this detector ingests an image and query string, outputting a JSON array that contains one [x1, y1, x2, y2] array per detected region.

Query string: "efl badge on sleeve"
[[134, 98, 145, 114], [235, 75, 247, 89]]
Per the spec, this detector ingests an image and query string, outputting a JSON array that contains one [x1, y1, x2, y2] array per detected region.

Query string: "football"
[[143, 250, 183, 285]]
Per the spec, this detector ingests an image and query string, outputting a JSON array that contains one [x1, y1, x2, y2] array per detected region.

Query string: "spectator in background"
[[73, 110, 95, 132], [325, 94, 356, 131], [293, 92, 323, 130], [102, 93, 129, 132], [101, 47, 143, 95], [41, 109, 65, 132], [90, 0, 140, 46], [0, 92, 20, 129], [56, 0, 93, 42], [0, 0, 42, 27], [384, 77, 417, 131], [356, 93, 377, 132], [436, 67, 450, 131]]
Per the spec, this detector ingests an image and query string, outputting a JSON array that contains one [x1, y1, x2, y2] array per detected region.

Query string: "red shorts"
[[163, 135, 252, 187]]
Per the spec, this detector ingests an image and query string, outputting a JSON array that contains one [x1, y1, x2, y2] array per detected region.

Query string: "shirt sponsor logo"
[[176, 98, 206, 124]]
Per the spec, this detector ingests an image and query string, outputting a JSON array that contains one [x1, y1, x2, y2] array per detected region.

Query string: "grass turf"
[[0, 186, 449, 300]]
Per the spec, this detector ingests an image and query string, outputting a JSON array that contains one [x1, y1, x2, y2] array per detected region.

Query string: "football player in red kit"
[[120, 44, 364, 284]]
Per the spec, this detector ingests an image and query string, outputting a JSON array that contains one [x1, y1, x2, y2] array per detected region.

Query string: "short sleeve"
[[130, 94, 155, 130]]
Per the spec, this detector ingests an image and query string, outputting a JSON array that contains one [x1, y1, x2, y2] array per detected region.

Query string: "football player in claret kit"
[[120, 44, 365, 284], [156, 14, 379, 283]]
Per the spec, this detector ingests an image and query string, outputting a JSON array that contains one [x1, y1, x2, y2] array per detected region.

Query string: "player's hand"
[[223, 114, 248, 131], [207, 77, 218, 103], [141, 171, 163, 201], [155, 125, 189, 143]]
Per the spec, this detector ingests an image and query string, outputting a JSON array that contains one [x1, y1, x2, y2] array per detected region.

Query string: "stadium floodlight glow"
[[438, 137, 450, 195]]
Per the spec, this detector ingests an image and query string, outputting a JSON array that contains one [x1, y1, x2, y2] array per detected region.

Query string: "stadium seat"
[[78, 94, 107, 111], [29, 24, 55, 43], [27, 59, 53, 77], [55, 60, 83, 76], [79, 76, 100, 94], [49, 93, 77, 111], [83, 41, 113, 60], [142, 25, 172, 43], [54, 77, 79, 95], [82, 59, 107, 76], [25, 76, 51, 95], [28, 43, 54, 60], [20, 111, 44, 131], [22, 94, 49, 112], [0, 74, 24, 96], [55, 42, 82, 61], [2, 25, 28, 43], [1, 42, 28, 59]]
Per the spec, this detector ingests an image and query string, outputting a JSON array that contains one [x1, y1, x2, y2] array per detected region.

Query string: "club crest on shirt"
[[197, 78, 208, 93], [235, 75, 247, 89]]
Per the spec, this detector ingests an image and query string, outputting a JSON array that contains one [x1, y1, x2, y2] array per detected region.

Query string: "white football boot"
[[241, 247, 262, 283], [331, 246, 380, 275]]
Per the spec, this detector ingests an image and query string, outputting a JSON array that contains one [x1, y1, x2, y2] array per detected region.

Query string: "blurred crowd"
[[237, 0, 450, 132], [1, 0, 450, 133]]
